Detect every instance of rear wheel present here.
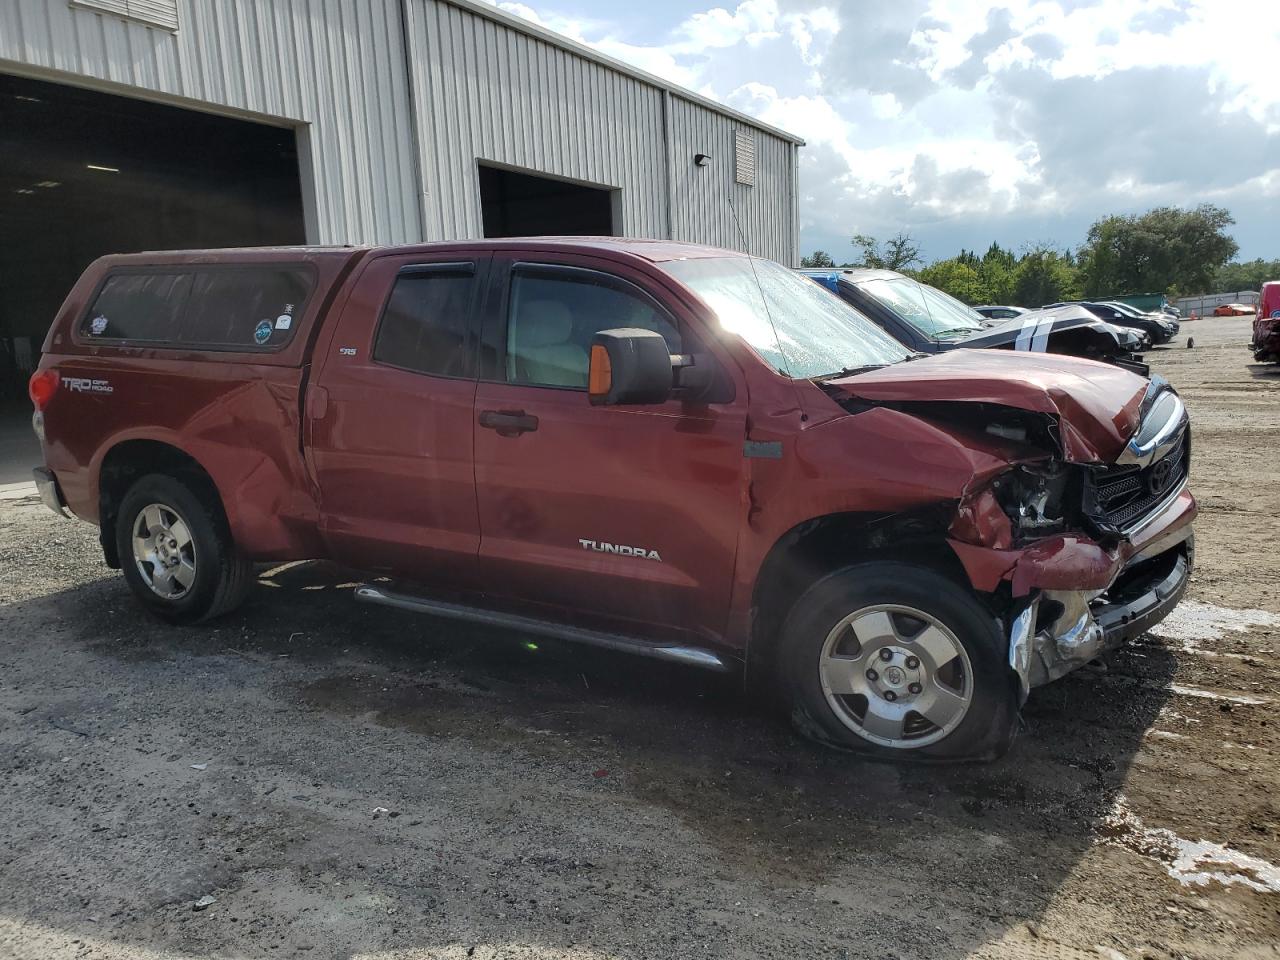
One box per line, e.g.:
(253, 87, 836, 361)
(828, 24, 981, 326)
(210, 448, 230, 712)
(779, 563, 1018, 760)
(115, 473, 253, 623)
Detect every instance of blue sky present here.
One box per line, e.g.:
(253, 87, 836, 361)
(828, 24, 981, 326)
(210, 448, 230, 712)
(488, 0, 1279, 263)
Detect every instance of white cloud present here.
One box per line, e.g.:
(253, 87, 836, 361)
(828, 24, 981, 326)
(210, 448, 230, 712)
(483, 0, 1280, 259)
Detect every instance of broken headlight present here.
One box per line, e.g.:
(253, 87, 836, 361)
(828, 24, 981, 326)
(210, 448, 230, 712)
(991, 464, 1070, 539)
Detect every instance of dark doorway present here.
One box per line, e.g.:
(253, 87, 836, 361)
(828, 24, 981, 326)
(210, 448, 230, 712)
(479, 165, 615, 239)
(0, 73, 307, 406)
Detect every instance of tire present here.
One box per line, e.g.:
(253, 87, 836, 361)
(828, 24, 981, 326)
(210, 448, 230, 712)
(115, 472, 254, 624)
(778, 562, 1018, 761)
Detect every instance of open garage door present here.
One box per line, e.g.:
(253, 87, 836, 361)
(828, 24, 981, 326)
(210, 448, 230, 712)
(479, 164, 616, 239)
(0, 73, 306, 406)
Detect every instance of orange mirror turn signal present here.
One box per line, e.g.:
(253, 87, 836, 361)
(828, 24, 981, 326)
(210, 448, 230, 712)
(588, 343, 612, 399)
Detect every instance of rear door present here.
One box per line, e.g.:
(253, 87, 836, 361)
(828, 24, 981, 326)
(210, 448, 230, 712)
(307, 252, 490, 589)
(470, 253, 748, 646)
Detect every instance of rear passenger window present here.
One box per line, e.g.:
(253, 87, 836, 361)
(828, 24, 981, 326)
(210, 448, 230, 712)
(82, 273, 192, 342)
(372, 265, 476, 378)
(182, 268, 312, 349)
(83, 266, 313, 350)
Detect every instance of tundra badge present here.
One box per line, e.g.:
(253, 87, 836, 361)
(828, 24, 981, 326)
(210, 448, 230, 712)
(579, 539, 662, 561)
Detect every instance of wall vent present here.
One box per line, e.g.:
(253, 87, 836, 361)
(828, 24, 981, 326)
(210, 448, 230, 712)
(71, 0, 179, 32)
(734, 129, 756, 186)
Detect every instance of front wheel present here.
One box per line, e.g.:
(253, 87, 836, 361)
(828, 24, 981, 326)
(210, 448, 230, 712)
(115, 473, 253, 624)
(779, 563, 1018, 761)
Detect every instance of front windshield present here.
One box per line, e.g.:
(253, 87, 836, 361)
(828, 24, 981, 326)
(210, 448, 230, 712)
(659, 257, 912, 379)
(857, 277, 985, 340)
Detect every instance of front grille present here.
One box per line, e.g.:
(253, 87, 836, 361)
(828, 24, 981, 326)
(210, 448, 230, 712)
(1094, 429, 1189, 529)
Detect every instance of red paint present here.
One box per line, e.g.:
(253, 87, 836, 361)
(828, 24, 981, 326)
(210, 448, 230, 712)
(1253, 282, 1280, 362)
(34, 238, 1196, 661)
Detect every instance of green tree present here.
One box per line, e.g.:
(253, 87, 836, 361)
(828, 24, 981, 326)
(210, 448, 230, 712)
(1077, 204, 1239, 297)
(978, 243, 1018, 304)
(800, 250, 836, 268)
(1013, 247, 1080, 306)
(1213, 258, 1280, 294)
(851, 232, 923, 271)
(916, 258, 988, 304)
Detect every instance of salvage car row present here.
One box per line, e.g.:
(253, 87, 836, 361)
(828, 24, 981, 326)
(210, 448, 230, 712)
(28, 238, 1194, 761)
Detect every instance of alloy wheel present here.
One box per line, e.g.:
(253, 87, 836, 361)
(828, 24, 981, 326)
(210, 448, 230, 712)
(818, 604, 974, 749)
(131, 503, 197, 600)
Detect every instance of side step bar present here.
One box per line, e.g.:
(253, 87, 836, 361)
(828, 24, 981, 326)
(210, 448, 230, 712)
(354, 585, 733, 673)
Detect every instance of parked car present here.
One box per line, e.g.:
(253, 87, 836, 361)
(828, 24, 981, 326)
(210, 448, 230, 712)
(1100, 300, 1180, 337)
(1044, 301, 1176, 345)
(1215, 303, 1256, 317)
(30, 240, 1195, 760)
(1250, 282, 1280, 362)
(804, 270, 1148, 374)
(974, 305, 1028, 321)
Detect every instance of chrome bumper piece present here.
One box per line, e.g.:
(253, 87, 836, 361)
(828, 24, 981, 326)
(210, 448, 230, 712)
(1009, 530, 1193, 697)
(32, 467, 69, 518)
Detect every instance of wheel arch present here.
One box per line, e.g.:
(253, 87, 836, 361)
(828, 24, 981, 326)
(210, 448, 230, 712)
(745, 507, 978, 691)
(97, 438, 225, 568)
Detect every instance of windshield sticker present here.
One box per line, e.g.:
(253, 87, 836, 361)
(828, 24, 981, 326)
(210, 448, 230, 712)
(89, 315, 108, 336)
(254, 320, 273, 345)
(275, 313, 292, 330)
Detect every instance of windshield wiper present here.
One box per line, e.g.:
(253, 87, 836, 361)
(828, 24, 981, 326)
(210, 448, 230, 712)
(813, 363, 890, 381)
(931, 327, 978, 338)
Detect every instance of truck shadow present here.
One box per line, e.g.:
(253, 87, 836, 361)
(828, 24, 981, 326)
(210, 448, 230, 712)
(8, 561, 1179, 959)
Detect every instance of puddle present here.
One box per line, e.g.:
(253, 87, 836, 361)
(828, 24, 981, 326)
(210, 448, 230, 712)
(1167, 684, 1269, 705)
(1152, 601, 1280, 645)
(1100, 797, 1280, 893)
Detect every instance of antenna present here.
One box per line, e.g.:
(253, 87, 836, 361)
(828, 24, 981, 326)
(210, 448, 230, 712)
(727, 197, 808, 423)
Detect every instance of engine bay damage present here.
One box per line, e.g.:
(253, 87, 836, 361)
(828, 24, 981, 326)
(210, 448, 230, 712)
(820, 369, 1195, 699)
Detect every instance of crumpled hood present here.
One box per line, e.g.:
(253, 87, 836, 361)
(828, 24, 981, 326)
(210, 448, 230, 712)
(826, 349, 1150, 463)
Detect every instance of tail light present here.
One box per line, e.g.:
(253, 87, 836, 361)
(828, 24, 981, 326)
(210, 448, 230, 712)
(28, 369, 59, 411)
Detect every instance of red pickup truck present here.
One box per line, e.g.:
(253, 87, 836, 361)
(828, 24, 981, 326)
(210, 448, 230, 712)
(29, 239, 1195, 759)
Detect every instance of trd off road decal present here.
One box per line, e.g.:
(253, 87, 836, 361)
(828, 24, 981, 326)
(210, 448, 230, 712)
(63, 377, 113, 395)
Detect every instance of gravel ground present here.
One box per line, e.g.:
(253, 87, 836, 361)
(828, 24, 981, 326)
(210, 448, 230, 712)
(2, 316, 1278, 960)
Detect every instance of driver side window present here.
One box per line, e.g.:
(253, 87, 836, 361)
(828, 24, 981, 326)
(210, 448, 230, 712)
(504, 268, 682, 389)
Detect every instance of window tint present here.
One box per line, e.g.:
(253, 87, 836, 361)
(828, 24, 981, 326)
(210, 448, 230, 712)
(372, 267, 476, 377)
(182, 268, 312, 348)
(83, 267, 312, 349)
(506, 269, 681, 389)
(83, 273, 192, 341)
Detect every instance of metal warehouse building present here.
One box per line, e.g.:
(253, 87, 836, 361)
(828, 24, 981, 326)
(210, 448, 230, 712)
(0, 0, 802, 401)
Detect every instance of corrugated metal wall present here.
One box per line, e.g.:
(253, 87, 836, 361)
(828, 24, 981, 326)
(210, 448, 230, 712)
(667, 95, 796, 262)
(405, 0, 669, 242)
(406, 0, 797, 262)
(1, 0, 799, 262)
(0, 0, 423, 245)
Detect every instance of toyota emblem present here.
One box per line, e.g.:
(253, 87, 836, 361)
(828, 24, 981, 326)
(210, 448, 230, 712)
(1146, 457, 1176, 497)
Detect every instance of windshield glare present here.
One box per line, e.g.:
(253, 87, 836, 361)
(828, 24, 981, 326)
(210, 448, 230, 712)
(858, 277, 985, 339)
(658, 257, 912, 378)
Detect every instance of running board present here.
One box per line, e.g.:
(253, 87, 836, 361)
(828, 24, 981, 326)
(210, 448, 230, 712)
(354, 585, 732, 673)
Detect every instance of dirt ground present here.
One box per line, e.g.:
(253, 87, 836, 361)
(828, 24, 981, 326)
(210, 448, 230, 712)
(2, 316, 1279, 960)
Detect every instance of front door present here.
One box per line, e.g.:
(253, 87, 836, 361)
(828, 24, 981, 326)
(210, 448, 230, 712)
(307, 252, 490, 589)
(472, 254, 747, 646)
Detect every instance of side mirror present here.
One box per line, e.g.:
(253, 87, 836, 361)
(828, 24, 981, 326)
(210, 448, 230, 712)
(588, 328, 673, 406)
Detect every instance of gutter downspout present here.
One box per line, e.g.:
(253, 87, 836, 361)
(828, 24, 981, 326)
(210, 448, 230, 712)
(398, 0, 430, 241)
(662, 89, 675, 240)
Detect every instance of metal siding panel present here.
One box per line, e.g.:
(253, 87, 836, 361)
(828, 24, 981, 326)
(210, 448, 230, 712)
(667, 95, 793, 260)
(1, 0, 421, 245)
(407, 0, 668, 242)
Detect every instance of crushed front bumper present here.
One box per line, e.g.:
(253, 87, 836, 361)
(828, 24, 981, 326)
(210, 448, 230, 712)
(1010, 532, 1192, 695)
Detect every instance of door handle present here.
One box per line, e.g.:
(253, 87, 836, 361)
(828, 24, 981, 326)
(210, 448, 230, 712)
(479, 409, 539, 437)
